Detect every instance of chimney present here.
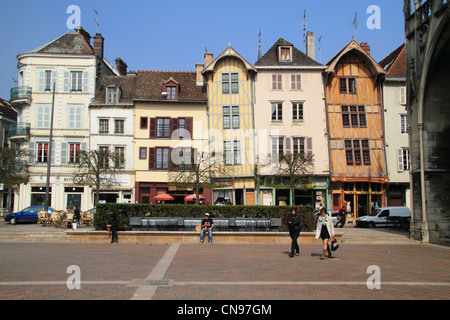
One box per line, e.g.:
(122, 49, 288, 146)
(195, 63, 204, 86)
(306, 31, 315, 60)
(93, 33, 104, 59)
(204, 52, 213, 67)
(360, 42, 371, 56)
(75, 26, 91, 45)
(115, 58, 128, 76)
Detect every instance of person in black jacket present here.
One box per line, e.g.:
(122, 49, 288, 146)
(108, 213, 119, 243)
(287, 207, 301, 258)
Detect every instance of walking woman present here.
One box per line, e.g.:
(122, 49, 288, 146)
(315, 207, 335, 260)
(287, 207, 301, 258)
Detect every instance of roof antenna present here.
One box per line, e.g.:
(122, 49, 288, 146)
(352, 11, 358, 40)
(301, 9, 309, 48)
(94, 9, 100, 34)
(317, 35, 322, 63)
(258, 28, 262, 60)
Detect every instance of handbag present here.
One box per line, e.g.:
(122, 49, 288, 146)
(331, 239, 339, 251)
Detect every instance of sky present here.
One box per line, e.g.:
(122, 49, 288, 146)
(0, 0, 406, 99)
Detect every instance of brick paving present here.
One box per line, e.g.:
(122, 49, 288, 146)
(0, 241, 449, 300)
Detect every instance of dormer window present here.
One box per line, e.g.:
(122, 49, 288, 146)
(107, 86, 120, 103)
(164, 78, 179, 100)
(278, 46, 293, 63)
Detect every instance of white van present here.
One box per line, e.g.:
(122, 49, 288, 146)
(356, 206, 411, 228)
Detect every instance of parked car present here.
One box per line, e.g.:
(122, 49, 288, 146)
(356, 206, 411, 228)
(4, 206, 55, 224)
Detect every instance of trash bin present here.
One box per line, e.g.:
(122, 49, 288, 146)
(72, 222, 78, 230)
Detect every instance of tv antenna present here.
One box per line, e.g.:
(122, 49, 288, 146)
(94, 9, 100, 33)
(352, 11, 358, 40)
(317, 35, 322, 63)
(258, 27, 262, 60)
(300, 9, 309, 48)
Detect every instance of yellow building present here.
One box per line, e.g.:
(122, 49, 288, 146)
(133, 70, 209, 204)
(201, 46, 257, 205)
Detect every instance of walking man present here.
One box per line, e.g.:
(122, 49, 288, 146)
(287, 207, 301, 257)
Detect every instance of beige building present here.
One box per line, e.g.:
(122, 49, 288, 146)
(9, 27, 119, 212)
(254, 37, 329, 207)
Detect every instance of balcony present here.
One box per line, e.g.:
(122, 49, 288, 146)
(8, 122, 31, 141)
(10, 86, 32, 106)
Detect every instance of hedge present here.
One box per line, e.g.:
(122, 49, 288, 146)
(93, 203, 316, 232)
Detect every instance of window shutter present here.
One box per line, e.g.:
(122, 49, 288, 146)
(63, 71, 70, 92)
(148, 148, 156, 170)
(399, 87, 406, 105)
(149, 118, 156, 139)
(61, 142, 67, 165)
(37, 70, 45, 92)
(170, 118, 178, 140)
(51, 142, 55, 165)
(306, 137, 313, 158)
(28, 142, 35, 165)
(185, 117, 193, 139)
(52, 70, 58, 92)
(82, 71, 89, 93)
(285, 137, 291, 154)
(397, 149, 404, 172)
(81, 142, 87, 150)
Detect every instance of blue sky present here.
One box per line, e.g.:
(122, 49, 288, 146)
(0, 0, 405, 99)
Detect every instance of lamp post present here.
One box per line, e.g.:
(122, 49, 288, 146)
(45, 82, 56, 211)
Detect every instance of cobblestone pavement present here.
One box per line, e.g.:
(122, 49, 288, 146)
(0, 240, 449, 301)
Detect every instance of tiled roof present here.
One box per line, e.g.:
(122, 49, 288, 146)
(26, 32, 94, 55)
(379, 43, 406, 78)
(91, 74, 137, 105)
(134, 70, 207, 102)
(0, 98, 17, 121)
(255, 38, 323, 67)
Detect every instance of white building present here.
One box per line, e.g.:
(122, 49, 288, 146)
(9, 27, 119, 211)
(379, 43, 410, 208)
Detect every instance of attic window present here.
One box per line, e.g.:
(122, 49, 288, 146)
(107, 86, 120, 103)
(164, 78, 179, 100)
(279, 46, 292, 63)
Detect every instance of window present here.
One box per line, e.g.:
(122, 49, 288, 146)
(293, 137, 305, 154)
(234, 141, 241, 165)
(223, 106, 230, 129)
(70, 71, 83, 92)
(140, 117, 148, 129)
(178, 118, 185, 139)
(345, 139, 370, 165)
(166, 86, 177, 100)
(99, 119, 109, 134)
(67, 104, 83, 129)
(342, 106, 366, 127)
(114, 119, 124, 134)
(222, 73, 238, 94)
(68, 143, 81, 164)
(157, 118, 170, 138)
(292, 102, 304, 122)
(400, 114, 408, 134)
(35, 104, 51, 128)
(271, 74, 283, 90)
(45, 70, 52, 92)
(271, 137, 284, 156)
(223, 106, 240, 129)
(339, 78, 356, 93)
(156, 147, 169, 170)
(139, 147, 147, 160)
(36, 143, 49, 163)
(176, 148, 192, 170)
(99, 146, 109, 169)
(224, 141, 232, 165)
(223, 140, 240, 165)
(107, 87, 119, 103)
(397, 148, 410, 172)
(290, 74, 302, 90)
(37, 69, 57, 92)
(115, 147, 125, 169)
(271, 102, 283, 121)
(279, 46, 292, 62)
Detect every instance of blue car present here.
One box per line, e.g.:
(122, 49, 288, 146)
(4, 206, 55, 224)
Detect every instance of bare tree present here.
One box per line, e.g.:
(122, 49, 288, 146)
(73, 148, 123, 205)
(258, 152, 315, 205)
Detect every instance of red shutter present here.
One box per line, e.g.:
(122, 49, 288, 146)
(185, 117, 193, 139)
(148, 148, 156, 170)
(149, 118, 156, 139)
(171, 118, 178, 140)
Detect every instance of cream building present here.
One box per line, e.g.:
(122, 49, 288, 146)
(254, 37, 329, 207)
(9, 27, 119, 211)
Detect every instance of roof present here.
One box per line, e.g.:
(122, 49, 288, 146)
(202, 46, 256, 74)
(255, 38, 323, 67)
(24, 32, 94, 55)
(378, 43, 406, 79)
(325, 40, 385, 75)
(134, 70, 207, 102)
(91, 74, 137, 105)
(0, 98, 17, 121)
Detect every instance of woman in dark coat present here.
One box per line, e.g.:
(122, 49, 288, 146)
(287, 207, 301, 258)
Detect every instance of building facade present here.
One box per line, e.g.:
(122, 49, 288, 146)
(9, 27, 118, 211)
(201, 47, 257, 205)
(254, 37, 330, 207)
(324, 40, 387, 217)
(379, 43, 411, 208)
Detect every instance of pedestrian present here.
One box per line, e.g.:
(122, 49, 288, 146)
(108, 213, 119, 243)
(200, 213, 214, 243)
(287, 207, 301, 258)
(315, 207, 336, 260)
(73, 205, 81, 222)
(337, 204, 346, 228)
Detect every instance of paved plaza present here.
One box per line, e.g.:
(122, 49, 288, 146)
(0, 222, 449, 301)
